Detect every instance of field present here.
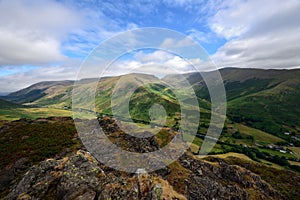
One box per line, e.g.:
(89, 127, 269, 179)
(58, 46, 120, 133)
(289, 147, 300, 158)
(0, 108, 72, 121)
(199, 152, 254, 162)
(233, 123, 284, 144)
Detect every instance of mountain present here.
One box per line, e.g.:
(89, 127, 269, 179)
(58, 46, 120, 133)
(164, 68, 300, 136)
(0, 98, 25, 109)
(2, 68, 300, 135)
(2, 80, 74, 104)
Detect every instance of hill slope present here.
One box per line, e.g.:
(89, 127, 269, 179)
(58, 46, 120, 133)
(0, 98, 25, 109)
(164, 68, 300, 136)
(2, 68, 300, 137)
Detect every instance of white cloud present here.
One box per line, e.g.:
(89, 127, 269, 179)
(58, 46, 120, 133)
(160, 37, 196, 49)
(133, 50, 194, 72)
(0, 0, 82, 66)
(134, 51, 173, 63)
(186, 29, 210, 43)
(102, 50, 205, 77)
(0, 59, 81, 93)
(210, 0, 300, 69)
(0, 29, 65, 65)
(208, 0, 288, 39)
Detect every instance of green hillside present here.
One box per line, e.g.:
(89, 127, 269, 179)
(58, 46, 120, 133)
(2, 68, 300, 138)
(2, 80, 74, 104)
(0, 98, 71, 121)
(165, 68, 300, 137)
(0, 98, 25, 109)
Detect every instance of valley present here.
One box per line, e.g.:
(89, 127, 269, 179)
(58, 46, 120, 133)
(1, 68, 300, 199)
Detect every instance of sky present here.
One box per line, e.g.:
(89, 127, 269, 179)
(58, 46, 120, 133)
(0, 0, 300, 93)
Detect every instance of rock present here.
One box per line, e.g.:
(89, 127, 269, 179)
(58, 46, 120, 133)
(197, 169, 203, 176)
(0, 158, 31, 192)
(17, 193, 31, 200)
(63, 186, 96, 200)
(13, 158, 31, 174)
(0, 125, 9, 133)
(0, 168, 14, 191)
(6, 152, 102, 200)
(152, 166, 171, 178)
(151, 184, 162, 200)
(178, 153, 279, 200)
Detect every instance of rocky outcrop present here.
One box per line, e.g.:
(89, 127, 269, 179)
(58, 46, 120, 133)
(178, 154, 278, 199)
(0, 158, 32, 192)
(1, 117, 288, 199)
(5, 150, 185, 200)
(4, 149, 280, 200)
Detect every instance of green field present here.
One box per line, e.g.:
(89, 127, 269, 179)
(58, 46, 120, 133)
(233, 123, 284, 144)
(0, 108, 72, 121)
(289, 147, 300, 157)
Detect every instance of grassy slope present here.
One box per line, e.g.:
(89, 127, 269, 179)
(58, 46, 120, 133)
(0, 99, 71, 121)
(227, 80, 300, 136)
(3, 81, 73, 104)
(0, 108, 72, 121)
(0, 118, 80, 168)
(0, 99, 26, 109)
(231, 123, 284, 144)
(175, 68, 300, 137)
(200, 152, 254, 162)
(289, 147, 300, 158)
(5, 68, 299, 138)
(223, 69, 300, 136)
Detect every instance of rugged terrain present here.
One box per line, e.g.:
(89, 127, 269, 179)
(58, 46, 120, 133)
(0, 117, 299, 199)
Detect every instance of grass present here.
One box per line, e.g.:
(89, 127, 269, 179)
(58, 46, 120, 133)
(182, 133, 203, 147)
(259, 159, 285, 170)
(289, 147, 300, 158)
(156, 128, 175, 147)
(0, 108, 72, 121)
(289, 160, 300, 167)
(187, 142, 200, 154)
(200, 152, 254, 162)
(200, 151, 292, 171)
(234, 123, 284, 145)
(258, 148, 296, 159)
(0, 118, 80, 168)
(227, 82, 300, 137)
(166, 161, 190, 195)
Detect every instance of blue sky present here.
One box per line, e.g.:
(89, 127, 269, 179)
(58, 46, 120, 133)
(0, 0, 300, 92)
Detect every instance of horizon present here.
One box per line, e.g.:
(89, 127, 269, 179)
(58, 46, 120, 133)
(1, 66, 300, 95)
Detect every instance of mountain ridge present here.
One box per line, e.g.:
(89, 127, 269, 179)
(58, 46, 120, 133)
(1, 67, 300, 137)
